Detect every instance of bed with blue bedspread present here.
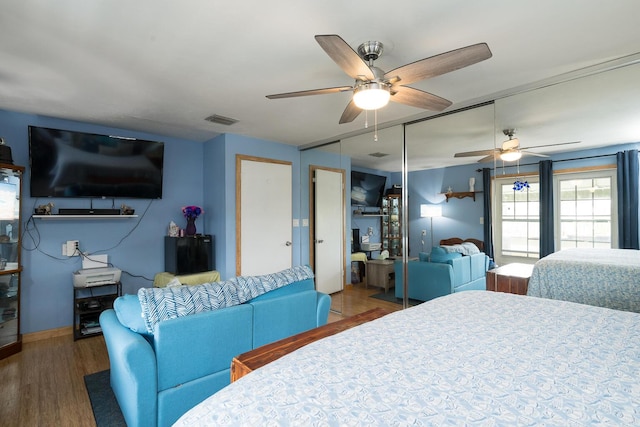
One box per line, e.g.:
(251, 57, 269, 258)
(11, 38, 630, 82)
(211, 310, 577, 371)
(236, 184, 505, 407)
(527, 248, 640, 313)
(174, 291, 640, 426)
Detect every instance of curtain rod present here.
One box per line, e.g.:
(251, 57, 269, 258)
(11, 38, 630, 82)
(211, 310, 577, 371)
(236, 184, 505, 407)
(475, 152, 617, 172)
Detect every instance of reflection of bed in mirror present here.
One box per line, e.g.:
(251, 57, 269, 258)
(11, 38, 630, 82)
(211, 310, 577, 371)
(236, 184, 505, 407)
(174, 291, 640, 425)
(527, 248, 640, 313)
(439, 237, 485, 253)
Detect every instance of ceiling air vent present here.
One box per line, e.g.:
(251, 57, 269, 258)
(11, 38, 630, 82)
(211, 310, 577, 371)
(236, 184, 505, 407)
(368, 152, 389, 158)
(205, 114, 239, 126)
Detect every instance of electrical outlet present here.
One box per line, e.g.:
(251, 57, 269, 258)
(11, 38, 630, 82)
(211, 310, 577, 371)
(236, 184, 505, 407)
(66, 240, 80, 256)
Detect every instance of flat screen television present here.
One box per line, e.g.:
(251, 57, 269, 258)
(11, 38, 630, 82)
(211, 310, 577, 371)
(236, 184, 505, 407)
(350, 171, 386, 207)
(29, 126, 164, 199)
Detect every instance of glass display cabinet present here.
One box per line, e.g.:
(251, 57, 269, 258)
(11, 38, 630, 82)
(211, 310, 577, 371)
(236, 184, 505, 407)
(0, 163, 23, 360)
(381, 194, 402, 257)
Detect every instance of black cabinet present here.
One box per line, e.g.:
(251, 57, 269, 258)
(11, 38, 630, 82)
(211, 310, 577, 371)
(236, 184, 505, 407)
(164, 235, 215, 274)
(73, 282, 121, 340)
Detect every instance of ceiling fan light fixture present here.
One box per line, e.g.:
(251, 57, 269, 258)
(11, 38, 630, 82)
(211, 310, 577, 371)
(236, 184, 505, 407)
(353, 82, 390, 110)
(500, 150, 523, 162)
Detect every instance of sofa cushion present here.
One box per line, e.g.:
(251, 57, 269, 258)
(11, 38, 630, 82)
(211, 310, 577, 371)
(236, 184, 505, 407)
(113, 294, 151, 336)
(430, 246, 463, 263)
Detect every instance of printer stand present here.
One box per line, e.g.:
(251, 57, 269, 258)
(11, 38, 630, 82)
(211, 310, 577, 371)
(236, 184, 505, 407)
(73, 282, 122, 341)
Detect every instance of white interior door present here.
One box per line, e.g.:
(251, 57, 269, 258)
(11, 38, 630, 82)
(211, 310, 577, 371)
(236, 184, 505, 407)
(237, 155, 292, 276)
(314, 168, 344, 294)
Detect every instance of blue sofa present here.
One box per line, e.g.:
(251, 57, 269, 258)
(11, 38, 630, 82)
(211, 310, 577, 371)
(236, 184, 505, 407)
(395, 249, 489, 301)
(100, 273, 331, 427)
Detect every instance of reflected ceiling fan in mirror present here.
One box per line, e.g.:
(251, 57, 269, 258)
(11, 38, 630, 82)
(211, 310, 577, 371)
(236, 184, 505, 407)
(454, 129, 581, 162)
(266, 34, 493, 124)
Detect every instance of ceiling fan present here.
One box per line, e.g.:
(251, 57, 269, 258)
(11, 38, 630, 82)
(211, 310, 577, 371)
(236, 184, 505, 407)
(454, 129, 581, 162)
(266, 34, 493, 124)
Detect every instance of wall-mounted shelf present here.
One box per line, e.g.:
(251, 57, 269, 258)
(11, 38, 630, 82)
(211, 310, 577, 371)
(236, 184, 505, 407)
(442, 191, 483, 202)
(33, 215, 138, 220)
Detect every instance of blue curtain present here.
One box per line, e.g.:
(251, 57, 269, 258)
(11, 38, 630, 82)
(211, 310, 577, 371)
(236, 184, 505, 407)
(616, 150, 639, 249)
(539, 160, 554, 257)
(482, 168, 494, 260)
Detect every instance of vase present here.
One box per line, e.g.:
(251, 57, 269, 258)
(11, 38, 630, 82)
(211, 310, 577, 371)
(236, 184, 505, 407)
(185, 217, 197, 236)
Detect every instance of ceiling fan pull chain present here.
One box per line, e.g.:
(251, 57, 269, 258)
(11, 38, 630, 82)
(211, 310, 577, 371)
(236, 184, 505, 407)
(374, 109, 379, 141)
(364, 110, 369, 129)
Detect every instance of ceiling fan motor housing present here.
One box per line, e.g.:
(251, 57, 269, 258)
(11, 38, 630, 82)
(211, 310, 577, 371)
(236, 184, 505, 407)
(358, 41, 384, 62)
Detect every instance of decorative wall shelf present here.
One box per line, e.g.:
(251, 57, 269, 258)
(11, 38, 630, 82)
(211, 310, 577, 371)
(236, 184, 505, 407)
(33, 215, 138, 220)
(442, 191, 483, 202)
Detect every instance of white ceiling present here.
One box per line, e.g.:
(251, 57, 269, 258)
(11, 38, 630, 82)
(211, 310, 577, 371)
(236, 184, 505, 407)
(1, 1, 640, 171)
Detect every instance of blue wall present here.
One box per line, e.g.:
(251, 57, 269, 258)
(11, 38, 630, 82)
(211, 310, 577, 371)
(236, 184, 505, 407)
(0, 109, 205, 333)
(402, 163, 485, 257)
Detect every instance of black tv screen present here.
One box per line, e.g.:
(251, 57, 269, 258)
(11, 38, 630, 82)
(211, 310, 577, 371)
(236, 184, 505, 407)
(351, 171, 386, 207)
(29, 126, 164, 199)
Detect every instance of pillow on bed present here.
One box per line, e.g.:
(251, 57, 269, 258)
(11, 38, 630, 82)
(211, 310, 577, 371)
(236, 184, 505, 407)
(429, 246, 463, 263)
(114, 294, 151, 336)
(441, 242, 481, 256)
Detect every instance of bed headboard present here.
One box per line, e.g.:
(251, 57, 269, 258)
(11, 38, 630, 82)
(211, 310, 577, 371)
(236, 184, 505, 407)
(439, 237, 485, 253)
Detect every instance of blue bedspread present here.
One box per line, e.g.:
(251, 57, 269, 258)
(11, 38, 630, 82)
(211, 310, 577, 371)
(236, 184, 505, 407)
(527, 248, 640, 312)
(174, 291, 640, 426)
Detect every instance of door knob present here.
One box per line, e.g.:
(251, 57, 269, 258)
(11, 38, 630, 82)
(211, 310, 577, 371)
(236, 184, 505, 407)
(317, 239, 324, 243)
(285, 241, 292, 246)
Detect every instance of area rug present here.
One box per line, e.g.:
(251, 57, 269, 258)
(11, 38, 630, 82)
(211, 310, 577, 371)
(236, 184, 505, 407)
(369, 292, 422, 306)
(84, 370, 126, 427)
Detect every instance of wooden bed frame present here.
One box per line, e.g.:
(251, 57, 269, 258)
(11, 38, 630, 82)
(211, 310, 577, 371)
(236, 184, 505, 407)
(439, 237, 485, 253)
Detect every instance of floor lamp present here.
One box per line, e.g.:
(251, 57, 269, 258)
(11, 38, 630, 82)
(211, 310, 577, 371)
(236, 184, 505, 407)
(420, 204, 442, 253)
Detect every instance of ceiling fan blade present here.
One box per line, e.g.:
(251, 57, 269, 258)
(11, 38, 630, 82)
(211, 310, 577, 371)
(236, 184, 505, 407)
(384, 43, 492, 86)
(520, 141, 581, 150)
(266, 86, 353, 99)
(315, 35, 375, 81)
(391, 86, 452, 111)
(478, 154, 498, 163)
(455, 148, 498, 158)
(521, 151, 550, 158)
(339, 100, 362, 124)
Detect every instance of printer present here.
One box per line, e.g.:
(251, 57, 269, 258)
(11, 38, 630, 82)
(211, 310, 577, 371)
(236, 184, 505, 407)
(360, 242, 382, 251)
(73, 267, 121, 288)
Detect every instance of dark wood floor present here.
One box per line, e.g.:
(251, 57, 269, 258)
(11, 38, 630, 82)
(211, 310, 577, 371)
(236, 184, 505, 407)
(0, 282, 401, 426)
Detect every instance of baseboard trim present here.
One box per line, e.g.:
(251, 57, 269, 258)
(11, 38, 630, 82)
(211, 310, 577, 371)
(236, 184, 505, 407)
(23, 326, 72, 343)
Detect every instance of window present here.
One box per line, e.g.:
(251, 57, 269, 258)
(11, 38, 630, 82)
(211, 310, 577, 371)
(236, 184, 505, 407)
(555, 170, 617, 249)
(494, 168, 617, 264)
(495, 176, 540, 263)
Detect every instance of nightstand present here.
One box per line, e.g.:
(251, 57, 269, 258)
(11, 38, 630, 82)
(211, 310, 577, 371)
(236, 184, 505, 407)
(366, 259, 395, 293)
(486, 263, 534, 295)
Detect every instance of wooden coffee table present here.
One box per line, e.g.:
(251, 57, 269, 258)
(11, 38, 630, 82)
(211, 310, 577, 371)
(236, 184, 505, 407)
(231, 307, 390, 382)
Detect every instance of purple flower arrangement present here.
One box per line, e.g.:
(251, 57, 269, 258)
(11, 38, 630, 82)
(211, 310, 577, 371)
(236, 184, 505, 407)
(182, 205, 203, 219)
